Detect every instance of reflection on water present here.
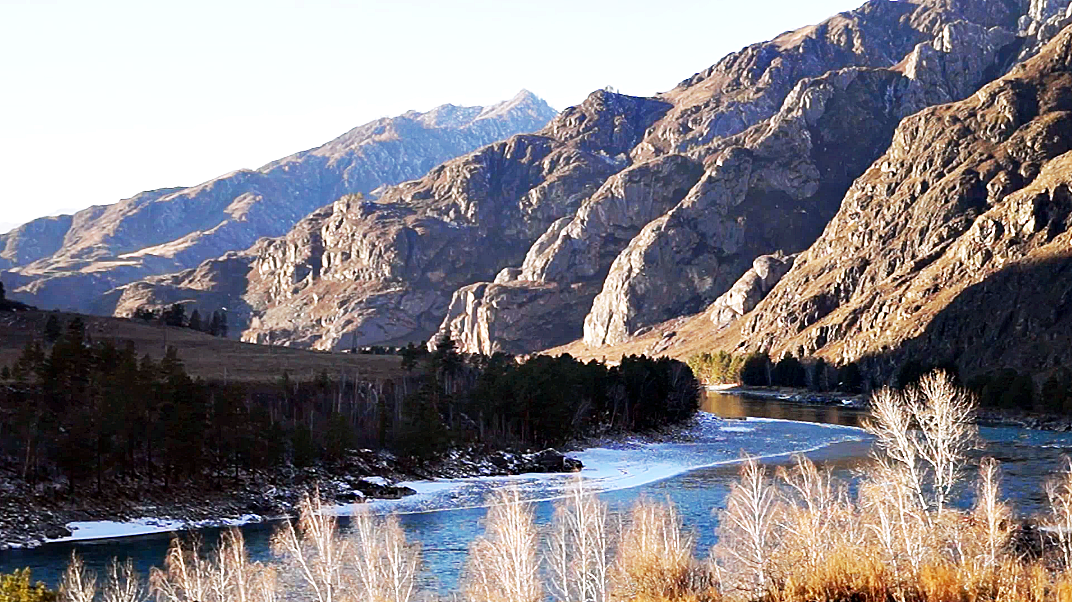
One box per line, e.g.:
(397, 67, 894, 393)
(701, 390, 867, 427)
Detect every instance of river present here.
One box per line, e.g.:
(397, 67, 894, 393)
(2, 392, 1070, 593)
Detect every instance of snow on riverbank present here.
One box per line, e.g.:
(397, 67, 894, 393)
(48, 514, 265, 544)
(26, 413, 868, 546)
(352, 412, 868, 515)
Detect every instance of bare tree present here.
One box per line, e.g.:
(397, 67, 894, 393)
(915, 371, 977, 513)
(974, 457, 1011, 570)
(864, 371, 977, 515)
(59, 552, 97, 602)
(271, 491, 347, 602)
(151, 530, 277, 602)
(377, 514, 421, 602)
(101, 558, 144, 602)
(151, 535, 209, 602)
(715, 455, 777, 596)
(463, 486, 541, 602)
(348, 509, 421, 602)
(547, 477, 610, 602)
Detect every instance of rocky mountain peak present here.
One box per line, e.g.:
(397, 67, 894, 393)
(710, 22, 1072, 383)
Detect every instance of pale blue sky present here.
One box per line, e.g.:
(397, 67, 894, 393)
(0, 0, 859, 232)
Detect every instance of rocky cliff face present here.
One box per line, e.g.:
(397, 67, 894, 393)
(719, 23, 1072, 382)
(431, 154, 704, 354)
(580, 12, 1027, 347)
(2, 91, 556, 313)
(434, 0, 1035, 355)
(236, 92, 671, 349)
(707, 254, 797, 330)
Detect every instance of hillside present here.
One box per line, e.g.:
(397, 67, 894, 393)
(707, 22, 1072, 384)
(0, 91, 556, 316)
(0, 309, 402, 384)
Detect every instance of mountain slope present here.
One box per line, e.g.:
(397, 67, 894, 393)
(434, 0, 1032, 355)
(706, 22, 1072, 383)
(1, 91, 556, 313)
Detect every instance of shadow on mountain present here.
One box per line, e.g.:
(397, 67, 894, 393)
(858, 254, 1072, 387)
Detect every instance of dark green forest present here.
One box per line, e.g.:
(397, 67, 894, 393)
(0, 319, 700, 493)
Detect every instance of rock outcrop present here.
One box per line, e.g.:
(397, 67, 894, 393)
(582, 12, 1027, 347)
(720, 23, 1072, 383)
(707, 254, 796, 329)
(87, 0, 1072, 358)
(2, 91, 557, 314)
(432, 154, 704, 354)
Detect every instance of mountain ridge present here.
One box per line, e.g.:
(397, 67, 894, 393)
(0, 91, 557, 314)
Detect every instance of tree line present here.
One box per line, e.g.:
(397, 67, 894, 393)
(689, 347, 1072, 414)
(394, 336, 701, 456)
(131, 304, 229, 337)
(687, 350, 863, 393)
(0, 319, 700, 494)
(0, 317, 283, 493)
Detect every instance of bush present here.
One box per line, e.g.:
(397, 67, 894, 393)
(0, 569, 56, 602)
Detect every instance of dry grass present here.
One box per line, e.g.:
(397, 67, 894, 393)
(702, 370, 1072, 602)
(615, 499, 715, 601)
(0, 310, 402, 383)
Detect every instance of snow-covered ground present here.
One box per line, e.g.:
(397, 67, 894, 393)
(49, 514, 264, 544)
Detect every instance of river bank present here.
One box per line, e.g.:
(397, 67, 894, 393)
(0, 445, 582, 551)
(707, 384, 867, 407)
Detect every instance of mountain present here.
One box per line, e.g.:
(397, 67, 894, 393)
(0, 91, 557, 313)
(433, 0, 1036, 355)
(106, 0, 1072, 359)
(707, 20, 1072, 384)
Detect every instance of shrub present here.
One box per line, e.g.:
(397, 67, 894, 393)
(0, 570, 55, 602)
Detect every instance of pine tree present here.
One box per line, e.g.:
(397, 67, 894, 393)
(163, 304, 186, 328)
(44, 314, 62, 344)
(188, 309, 202, 332)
